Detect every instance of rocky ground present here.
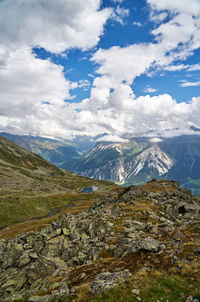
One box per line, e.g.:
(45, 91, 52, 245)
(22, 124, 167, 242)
(0, 179, 200, 302)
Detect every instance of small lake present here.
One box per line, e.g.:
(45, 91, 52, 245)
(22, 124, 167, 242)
(79, 186, 98, 193)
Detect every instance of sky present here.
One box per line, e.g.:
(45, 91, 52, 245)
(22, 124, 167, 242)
(0, 0, 200, 141)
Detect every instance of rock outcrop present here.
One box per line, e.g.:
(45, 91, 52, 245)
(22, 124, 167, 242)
(0, 180, 200, 301)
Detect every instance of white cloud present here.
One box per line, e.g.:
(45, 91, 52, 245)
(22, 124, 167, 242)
(0, 0, 200, 140)
(77, 80, 91, 90)
(148, 0, 200, 58)
(84, 0, 200, 139)
(150, 11, 168, 23)
(133, 21, 142, 27)
(111, 6, 129, 25)
(92, 43, 162, 86)
(149, 137, 163, 143)
(180, 80, 200, 87)
(111, 0, 124, 3)
(0, 0, 114, 138)
(147, 0, 200, 15)
(164, 64, 188, 71)
(143, 86, 157, 93)
(188, 64, 200, 71)
(0, 0, 112, 53)
(0, 47, 72, 117)
(96, 135, 129, 143)
(163, 63, 200, 72)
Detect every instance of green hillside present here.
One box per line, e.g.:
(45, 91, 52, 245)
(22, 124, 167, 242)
(0, 136, 118, 233)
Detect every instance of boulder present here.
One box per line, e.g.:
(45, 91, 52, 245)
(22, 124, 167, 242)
(89, 269, 132, 294)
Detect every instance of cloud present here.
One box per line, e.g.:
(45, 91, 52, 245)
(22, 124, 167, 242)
(149, 137, 163, 143)
(163, 63, 200, 72)
(148, 0, 200, 57)
(77, 80, 91, 90)
(188, 64, 200, 71)
(0, 0, 112, 53)
(143, 86, 157, 93)
(147, 0, 200, 15)
(0, 47, 72, 116)
(164, 64, 187, 71)
(111, 0, 124, 3)
(96, 135, 129, 143)
(111, 6, 129, 25)
(149, 11, 168, 23)
(0, 0, 114, 138)
(92, 43, 162, 86)
(133, 21, 142, 27)
(179, 80, 200, 87)
(0, 0, 200, 140)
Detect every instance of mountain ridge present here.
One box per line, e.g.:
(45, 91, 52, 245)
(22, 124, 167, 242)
(64, 135, 200, 194)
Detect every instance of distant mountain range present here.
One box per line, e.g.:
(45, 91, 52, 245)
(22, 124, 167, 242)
(1, 132, 200, 195)
(0, 132, 95, 167)
(64, 135, 200, 195)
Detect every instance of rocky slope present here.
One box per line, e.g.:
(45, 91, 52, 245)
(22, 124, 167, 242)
(0, 180, 200, 301)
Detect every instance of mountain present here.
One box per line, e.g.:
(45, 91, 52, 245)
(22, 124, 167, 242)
(0, 133, 107, 168)
(0, 136, 117, 230)
(64, 135, 200, 195)
(2, 132, 200, 195)
(0, 132, 82, 167)
(1, 179, 200, 301)
(0, 135, 63, 176)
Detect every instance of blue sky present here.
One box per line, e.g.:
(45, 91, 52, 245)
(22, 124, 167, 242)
(0, 0, 200, 140)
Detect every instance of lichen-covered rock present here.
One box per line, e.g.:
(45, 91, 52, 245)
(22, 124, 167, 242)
(89, 269, 132, 294)
(120, 237, 163, 257)
(41, 236, 63, 257)
(0, 180, 199, 301)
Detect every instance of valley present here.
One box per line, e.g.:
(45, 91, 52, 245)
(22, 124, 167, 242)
(2, 132, 200, 195)
(0, 136, 117, 232)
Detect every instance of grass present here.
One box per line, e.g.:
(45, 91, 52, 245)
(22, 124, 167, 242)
(0, 193, 103, 239)
(0, 192, 94, 227)
(80, 273, 200, 302)
(48, 272, 200, 302)
(0, 157, 118, 232)
(142, 180, 177, 193)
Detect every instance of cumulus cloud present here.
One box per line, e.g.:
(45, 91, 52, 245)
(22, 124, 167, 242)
(80, 0, 200, 139)
(0, 0, 200, 139)
(147, 0, 200, 15)
(0, 0, 113, 137)
(0, 47, 72, 116)
(0, 0, 112, 53)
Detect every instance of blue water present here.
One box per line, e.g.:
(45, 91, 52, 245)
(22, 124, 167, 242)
(79, 186, 98, 193)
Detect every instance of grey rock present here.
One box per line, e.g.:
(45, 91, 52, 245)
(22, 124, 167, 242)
(122, 237, 163, 257)
(89, 269, 131, 294)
